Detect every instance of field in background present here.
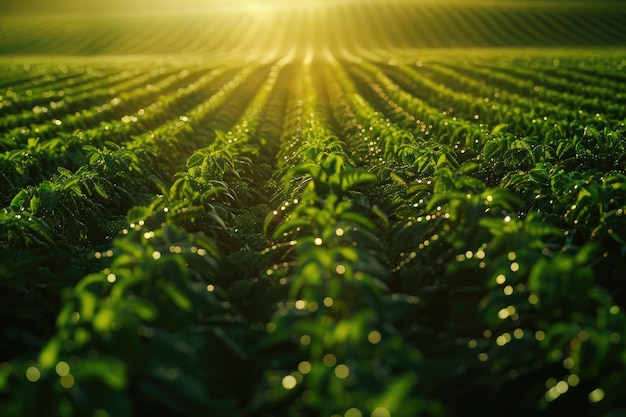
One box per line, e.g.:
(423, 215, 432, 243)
(1, 1, 626, 55)
(1, 1, 626, 417)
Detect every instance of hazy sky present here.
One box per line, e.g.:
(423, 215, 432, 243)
(0, 0, 268, 14)
(0, 0, 621, 15)
(0, 0, 334, 15)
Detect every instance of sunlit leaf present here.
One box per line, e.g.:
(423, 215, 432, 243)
(74, 357, 128, 390)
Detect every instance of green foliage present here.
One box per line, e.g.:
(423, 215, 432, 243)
(0, 224, 263, 417)
(2, 49, 626, 417)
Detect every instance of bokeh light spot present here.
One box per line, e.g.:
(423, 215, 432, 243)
(60, 374, 75, 389)
(345, 408, 363, 417)
(335, 364, 350, 379)
(567, 374, 580, 386)
(555, 380, 569, 394)
(371, 407, 391, 417)
(282, 375, 297, 390)
(323, 354, 337, 367)
(368, 330, 382, 344)
(25, 366, 41, 382)
(589, 388, 605, 403)
(298, 361, 312, 374)
(55, 361, 70, 377)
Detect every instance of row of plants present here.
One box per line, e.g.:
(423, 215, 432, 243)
(319, 56, 626, 415)
(0, 59, 304, 416)
(0, 64, 264, 209)
(1, 51, 625, 415)
(423, 59, 626, 122)
(0, 64, 239, 151)
(252, 63, 441, 416)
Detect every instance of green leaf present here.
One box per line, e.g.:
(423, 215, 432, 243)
(79, 292, 99, 321)
(74, 357, 128, 390)
(125, 298, 159, 321)
(483, 139, 505, 159)
(206, 208, 227, 229)
(38, 337, 62, 369)
(263, 211, 277, 233)
(491, 123, 509, 135)
(0, 361, 11, 391)
(93, 306, 116, 333)
(29, 194, 41, 213)
(340, 169, 376, 192)
(57, 166, 73, 177)
(375, 373, 418, 414)
(371, 205, 389, 228)
(185, 152, 205, 169)
(339, 211, 377, 231)
(9, 189, 28, 210)
(114, 238, 145, 260)
(127, 206, 151, 224)
(164, 284, 192, 312)
(37, 182, 60, 213)
(575, 242, 598, 265)
(459, 161, 480, 175)
(528, 165, 549, 185)
(194, 234, 220, 259)
(389, 171, 407, 185)
(83, 145, 98, 152)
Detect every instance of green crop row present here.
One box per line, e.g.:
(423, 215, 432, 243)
(1, 50, 626, 416)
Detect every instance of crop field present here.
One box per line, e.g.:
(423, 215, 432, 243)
(1, 1, 626, 416)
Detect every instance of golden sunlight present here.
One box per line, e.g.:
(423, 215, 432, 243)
(1, 0, 376, 15)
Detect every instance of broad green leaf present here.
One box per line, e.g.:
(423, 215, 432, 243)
(29, 194, 41, 213)
(339, 211, 377, 231)
(127, 206, 151, 224)
(0, 361, 11, 391)
(93, 306, 119, 334)
(206, 208, 227, 228)
(125, 298, 158, 321)
(491, 123, 509, 134)
(389, 171, 407, 185)
(371, 204, 389, 228)
(74, 272, 105, 294)
(185, 152, 205, 169)
(79, 292, 99, 321)
(38, 337, 62, 369)
(82, 145, 98, 152)
(375, 373, 417, 414)
(9, 189, 28, 210)
(164, 284, 192, 312)
(340, 169, 376, 192)
(74, 357, 128, 390)
(57, 166, 73, 177)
